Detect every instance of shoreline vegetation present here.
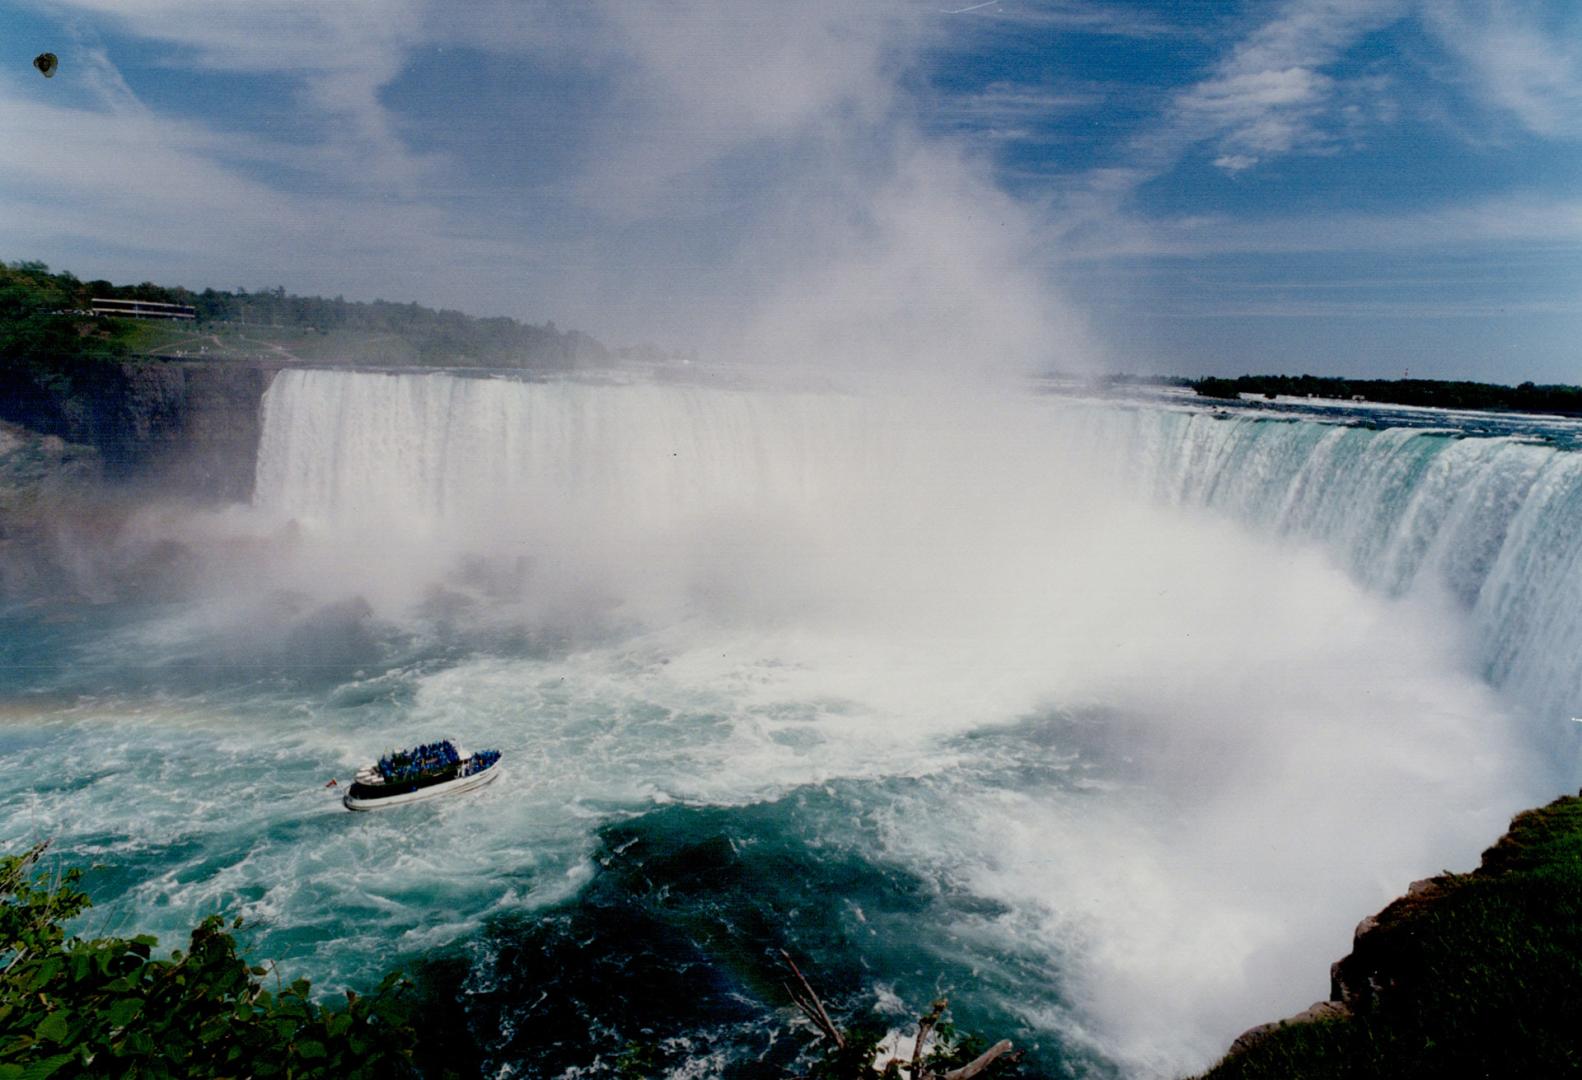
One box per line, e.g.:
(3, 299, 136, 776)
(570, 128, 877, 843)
(1189, 373, 1582, 416)
(1, 259, 607, 374)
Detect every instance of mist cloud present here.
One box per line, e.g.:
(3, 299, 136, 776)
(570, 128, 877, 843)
(6, 0, 1093, 373)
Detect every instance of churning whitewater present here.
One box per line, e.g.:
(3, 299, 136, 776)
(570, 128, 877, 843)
(256, 369, 1582, 742)
(6, 368, 1579, 1077)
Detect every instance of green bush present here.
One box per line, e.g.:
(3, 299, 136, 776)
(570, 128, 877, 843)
(1, 843, 422, 1079)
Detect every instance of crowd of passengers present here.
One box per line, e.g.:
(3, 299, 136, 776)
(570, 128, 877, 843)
(375, 742, 501, 783)
(377, 740, 460, 782)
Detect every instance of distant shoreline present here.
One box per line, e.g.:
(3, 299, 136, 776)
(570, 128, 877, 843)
(1189, 373, 1582, 417)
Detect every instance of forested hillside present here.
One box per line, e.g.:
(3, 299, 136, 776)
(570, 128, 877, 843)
(1, 259, 606, 369)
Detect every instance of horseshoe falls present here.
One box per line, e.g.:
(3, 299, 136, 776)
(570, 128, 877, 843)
(253, 370, 1582, 737)
(1076, 405, 1582, 735)
(6, 367, 1581, 1078)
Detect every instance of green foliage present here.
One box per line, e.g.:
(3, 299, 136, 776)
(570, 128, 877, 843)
(1189, 373, 1582, 415)
(90, 269, 598, 369)
(2, 257, 606, 371)
(167, 288, 604, 368)
(0, 263, 171, 452)
(919, 1020, 1004, 1074)
(0, 260, 135, 371)
(1198, 792, 1582, 1079)
(1192, 377, 1242, 400)
(1, 843, 423, 1079)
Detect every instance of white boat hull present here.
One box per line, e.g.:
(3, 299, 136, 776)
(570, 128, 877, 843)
(342, 762, 501, 811)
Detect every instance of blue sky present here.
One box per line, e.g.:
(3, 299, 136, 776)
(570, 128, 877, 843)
(3, 1, 1580, 381)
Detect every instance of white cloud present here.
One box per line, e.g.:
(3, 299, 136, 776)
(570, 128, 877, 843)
(1159, 0, 1407, 173)
(2, 0, 1096, 371)
(936, 81, 1102, 127)
(1423, 0, 1582, 138)
(1033, 0, 1410, 253)
(1182, 66, 1336, 158)
(485, 1, 917, 217)
(1065, 192, 1582, 259)
(68, 41, 149, 117)
(942, 0, 1206, 39)
(1025, 0, 1578, 344)
(36, 0, 438, 190)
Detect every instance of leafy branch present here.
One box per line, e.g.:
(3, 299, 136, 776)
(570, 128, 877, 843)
(1, 842, 428, 1080)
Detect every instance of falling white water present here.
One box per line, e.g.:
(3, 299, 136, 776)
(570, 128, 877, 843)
(258, 371, 1582, 742)
(1072, 407, 1582, 741)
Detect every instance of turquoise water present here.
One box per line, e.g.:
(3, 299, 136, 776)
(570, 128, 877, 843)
(4, 375, 1578, 1077)
(0, 605, 1120, 1075)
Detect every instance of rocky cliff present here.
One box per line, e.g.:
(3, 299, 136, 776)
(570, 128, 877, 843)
(0, 359, 278, 501)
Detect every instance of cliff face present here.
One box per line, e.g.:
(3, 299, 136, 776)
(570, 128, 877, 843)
(1203, 790, 1582, 1079)
(0, 359, 278, 501)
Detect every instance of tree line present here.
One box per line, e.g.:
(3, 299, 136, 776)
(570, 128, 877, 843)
(2, 259, 608, 370)
(1192, 373, 1582, 415)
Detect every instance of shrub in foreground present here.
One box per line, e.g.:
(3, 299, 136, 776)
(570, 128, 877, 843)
(1, 842, 422, 1079)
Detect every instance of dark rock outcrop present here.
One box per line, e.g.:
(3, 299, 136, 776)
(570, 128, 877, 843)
(1225, 1000, 1350, 1058)
(0, 359, 279, 501)
(1223, 872, 1447, 1059)
(1325, 875, 1446, 1011)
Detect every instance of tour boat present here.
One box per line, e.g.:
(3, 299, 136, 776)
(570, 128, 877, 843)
(343, 739, 501, 810)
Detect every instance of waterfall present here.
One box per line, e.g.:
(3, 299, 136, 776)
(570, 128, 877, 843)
(255, 369, 1582, 734)
(255, 370, 879, 536)
(1069, 406, 1582, 729)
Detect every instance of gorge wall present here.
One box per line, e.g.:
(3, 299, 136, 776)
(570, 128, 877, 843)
(0, 359, 279, 501)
